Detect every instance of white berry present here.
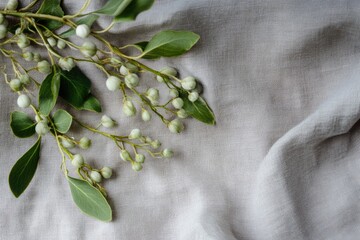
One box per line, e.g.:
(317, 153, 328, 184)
(181, 76, 196, 90)
(76, 24, 91, 38)
(72, 154, 84, 168)
(100, 167, 112, 179)
(106, 76, 121, 91)
(90, 171, 102, 183)
(17, 94, 31, 108)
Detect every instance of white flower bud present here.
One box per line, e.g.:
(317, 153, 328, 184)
(17, 34, 30, 49)
(151, 140, 161, 149)
(17, 94, 31, 108)
(106, 76, 121, 91)
(146, 88, 159, 102)
(33, 53, 41, 62)
(100, 167, 112, 179)
(90, 171, 102, 183)
(0, 14, 4, 25)
(162, 148, 174, 158)
(19, 74, 30, 85)
(168, 119, 184, 134)
(129, 128, 141, 139)
(76, 24, 91, 38)
(35, 121, 50, 136)
(79, 137, 91, 149)
(119, 65, 128, 75)
(123, 100, 136, 117)
(172, 97, 184, 109)
(61, 138, 75, 149)
(156, 67, 177, 82)
(71, 154, 84, 168)
(6, 0, 18, 10)
(57, 39, 66, 49)
(15, 27, 21, 35)
(37, 60, 51, 74)
(0, 24, 7, 39)
(135, 154, 145, 163)
(81, 41, 97, 57)
(101, 115, 115, 128)
(9, 78, 22, 91)
(58, 57, 75, 71)
(141, 109, 151, 122)
(125, 73, 139, 88)
(169, 89, 179, 98)
(47, 37, 57, 47)
(23, 52, 33, 61)
(120, 149, 131, 161)
(132, 162, 143, 172)
(177, 109, 188, 118)
(181, 76, 196, 90)
(124, 62, 138, 73)
(188, 91, 199, 102)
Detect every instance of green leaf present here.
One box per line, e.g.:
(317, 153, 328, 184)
(140, 30, 200, 59)
(39, 71, 61, 116)
(114, 0, 154, 22)
(37, 0, 64, 30)
(9, 137, 41, 198)
(53, 109, 72, 133)
(67, 177, 112, 222)
(80, 94, 102, 112)
(95, 0, 133, 16)
(10, 111, 36, 138)
(179, 91, 216, 125)
(59, 67, 91, 109)
(60, 15, 99, 38)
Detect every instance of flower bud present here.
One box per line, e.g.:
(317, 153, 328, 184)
(47, 37, 57, 47)
(181, 76, 196, 90)
(151, 140, 161, 149)
(146, 88, 159, 102)
(79, 137, 91, 149)
(15, 27, 21, 35)
(17, 34, 30, 49)
(101, 115, 115, 128)
(119, 65, 128, 75)
(33, 53, 41, 62)
(120, 149, 131, 161)
(76, 24, 91, 38)
(135, 154, 145, 163)
(172, 97, 184, 109)
(168, 119, 184, 133)
(71, 154, 84, 168)
(177, 109, 188, 119)
(162, 148, 174, 158)
(19, 74, 30, 85)
(17, 94, 31, 108)
(22, 52, 33, 61)
(132, 162, 143, 172)
(100, 167, 112, 179)
(106, 76, 121, 91)
(188, 91, 199, 102)
(80, 41, 97, 57)
(6, 0, 18, 10)
(128, 128, 141, 139)
(58, 57, 75, 71)
(125, 73, 139, 88)
(57, 39, 66, 49)
(169, 89, 179, 98)
(124, 62, 138, 73)
(37, 60, 51, 74)
(9, 78, 22, 91)
(61, 138, 75, 149)
(156, 67, 177, 82)
(90, 171, 102, 183)
(141, 109, 151, 122)
(123, 100, 136, 117)
(0, 24, 7, 39)
(35, 121, 50, 136)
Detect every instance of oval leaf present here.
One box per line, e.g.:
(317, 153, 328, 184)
(53, 109, 72, 133)
(10, 111, 36, 138)
(114, 0, 154, 22)
(80, 94, 102, 112)
(95, 0, 133, 16)
(67, 177, 112, 222)
(39, 71, 60, 116)
(9, 137, 41, 198)
(37, 0, 64, 30)
(140, 30, 200, 59)
(60, 15, 99, 38)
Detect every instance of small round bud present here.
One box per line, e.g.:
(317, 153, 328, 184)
(141, 109, 151, 122)
(22, 52, 33, 62)
(123, 100, 136, 117)
(177, 109, 188, 119)
(61, 138, 75, 149)
(17, 34, 30, 49)
(128, 128, 141, 139)
(71, 154, 84, 168)
(168, 119, 184, 134)
(135, 154, 145, 163)
(101, 115, 115, 128)
(124, 62, 138, 73)
(100, 167, 112, 179)
(37, 60, 51, 74)
(35, 121, 50, 136)
(79, 137, 91, 149)
(19, 74, 30, 85)
(57, 39, 66, 49)
(169, 89, 179, 98)
(58, 57, 75, 71)
(146, 88, 159, 102)
(188, 91, 199, 102)
(9, 78, 22, 91)
(151, 140, 161, 149)
(119, 65, 128, 75)
(181, 76, 196, 90)
(17, 94, 31, 108)
(162, 148, 174, 158)
(47, 37, 57, 47)
(132, 162, 143, 172)
(106, 76, 121, 91)
(120, 149, 131, 161)
(125, 73, 139, 88)
(172, 98, 184, 109)
(0, 24, 7, 39)
(161, 66, 177, 76)
(76, 24, 91, 38)
(15, 27, 21, 35)
(81, 41, 97, 57)
(90, 171, 102, 183)
(6, 0, 18, 10)
(33, 53, 41, 62)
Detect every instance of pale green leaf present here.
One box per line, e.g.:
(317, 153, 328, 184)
(10, 111, 36, 138)
(53, 109, 72, 133)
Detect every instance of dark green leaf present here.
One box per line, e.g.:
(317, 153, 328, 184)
(39, 71, 60, 116)
(140, 30, 200, 59)
(53, 109, 72, 133)
(95, 0, 133, 16)
(60, 15, 99, 38)
(9, 137, 41, 198)
(114, 0, 154, 22)
(67, 177, 112, 222)
(179, 91, 216, 125)
(10, 111, 36, 138)
(80, 94, 102, 112)
(37, 0, 64, 30)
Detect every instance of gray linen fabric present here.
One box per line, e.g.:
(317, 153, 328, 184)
(1, 0, 360, 239)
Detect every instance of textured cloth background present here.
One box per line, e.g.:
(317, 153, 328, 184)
(1, 0, 360, 239)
